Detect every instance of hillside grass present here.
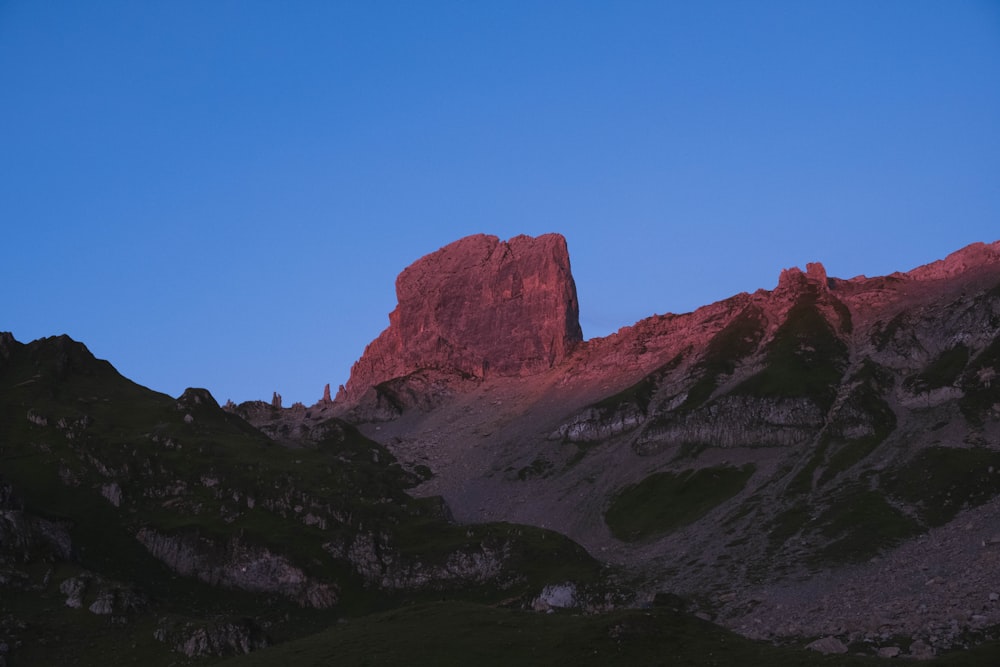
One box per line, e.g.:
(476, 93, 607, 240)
(812, 489, 921, 564)
(605, 465, 755, 542)
(885, 446, 1000, 527)
(215, 601, 877, 667)
(0, 334, 604, 663)
(734, 294, 847, 411)
(683, 305, 765, 409)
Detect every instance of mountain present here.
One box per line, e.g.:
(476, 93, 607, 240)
(0, 333, 600, 665)
(4, 235, 1000, 664)
(310, 234, 1000, 657)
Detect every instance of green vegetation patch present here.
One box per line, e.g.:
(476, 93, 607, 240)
(768, 490, 920, 566)
(683, 305, 766, 409)
(605, 464, 755, 542)
(812, 489, 921, 565)
(905, 344, 970, 393)
(768, 502, 812, 550)
(885, 446, 1000, 526)
(817, 373, 897, 487)
(784, 438, 829, 496)
(734, 294, 848, 410)
(817, 436, 883, 487)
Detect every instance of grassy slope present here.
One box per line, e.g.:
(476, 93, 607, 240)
(0, 335, 602, 664)
(216, 601, 877, 667)
(605, 465, 755, 542)
(735, 293, 848, 411)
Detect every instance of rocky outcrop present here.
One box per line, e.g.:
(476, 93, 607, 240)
(338, 234, 583, 404)
(635, 396, 826, 455)
(0, 479, 73, 567)
(906, 240, 1000, 282)
(155, 617, 269, 658)
(135, 528, 337, 608)
(58, 573, 146, 614)
(323, 530, 510, 591)
(805, 636, 848, 655)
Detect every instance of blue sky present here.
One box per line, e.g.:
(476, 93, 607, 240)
(2, 1, 998, 405)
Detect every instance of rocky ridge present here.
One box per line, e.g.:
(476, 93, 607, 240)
(317, 235, 1000, 657)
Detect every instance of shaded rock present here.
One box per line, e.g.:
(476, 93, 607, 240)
(136, 527, 337, 608)
(323, 530, 518, 592)
(88, 591, 115, 615)
(60, 576, 87, 608)
(805, 636, 848, 654)
(60, 574, 146, 615)
(101, 482, 123, 507)
(0, 480, 73, 564)
(908, 639, 935, 660)
(156, 617, 268, 658)
(532, 583, 578, 611)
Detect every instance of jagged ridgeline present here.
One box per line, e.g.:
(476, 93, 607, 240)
(5, 235, 1000, 666)
(324, 234, 1000, 660)
(0, 333, 600, 664)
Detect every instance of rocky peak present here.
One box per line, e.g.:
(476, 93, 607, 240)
(906, 240, 1000, 282)
(338, 233, 583, 403)
(775, 261, 829, 295)
(177, 387, 220, 410)
(806, 261, 828, 283)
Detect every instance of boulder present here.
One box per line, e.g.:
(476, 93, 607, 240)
(805, 636, 848, 654)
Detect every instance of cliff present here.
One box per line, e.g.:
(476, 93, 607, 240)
(338, 233, 583, 403)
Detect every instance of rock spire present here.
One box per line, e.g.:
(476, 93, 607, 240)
(339, 233, 583, 402)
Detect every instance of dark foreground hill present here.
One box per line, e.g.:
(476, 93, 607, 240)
(0, 332, 905, 666)
(0, 333, 602, 664)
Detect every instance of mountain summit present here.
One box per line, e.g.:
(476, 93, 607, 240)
(316, 236, 1000, 654)
(339, 233, 582, 403)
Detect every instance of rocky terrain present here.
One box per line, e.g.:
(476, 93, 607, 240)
(3, 233, 1000, 665)
(311, 233, 1000, 659)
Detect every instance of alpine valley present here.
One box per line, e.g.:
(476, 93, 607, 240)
(3, 233, 1000, 666)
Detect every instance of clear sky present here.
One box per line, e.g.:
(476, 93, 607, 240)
(2, 1, 999, 405)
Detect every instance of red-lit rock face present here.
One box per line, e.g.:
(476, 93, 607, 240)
(337, 235, 1000, 413)
(339, 233, 583, 402)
